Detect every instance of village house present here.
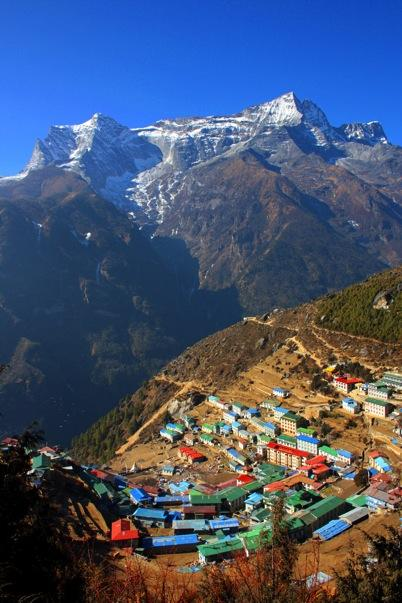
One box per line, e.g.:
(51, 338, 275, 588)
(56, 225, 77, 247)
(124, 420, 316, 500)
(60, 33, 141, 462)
(280, 411, 303, 435)
(342, 397, 361, 414)
(296, 434, 320, 455)
(277, 434, 297, 449)
(243, 407, 260, 419)
(110, 519, 139, 549)
(334, 376, 362, 393)
(364, 397, 393, 417)
(223, 410, 239, 424)
(245, 492, 264, 513)
(142, 534, 199, 555)
(201, 423, 215, 434)
(225, 446, 247, 466)
(172, 519, 209, 534)
(209, 517, 240, 532)
(274, 406, 290, 420)
(336, 449, 354, 465)
(182, 505, 216, 519)
(273, 387, 289, 398)
(381, 371, 402, 391)
(368, 450, 392, 473)
(183, 415, 196, 429)
(198, 538, 244, 564)
(166, 422, 185, 435)
(178, 446, 206, 463)
(161, 464, 175, 477)
(129, 487, 153, 505)
(231, 420, 243, 435)
(184, 433, 195, 446)
(160, 428, 181, 443)
(297, 427, 317, 437)
(367, 381, 392, 400)
(132, 507, 169, 527)
(266, 441, 311, 469)
(155, 494, 190, 506)
(199, 433, 215, 447)
(319, 445, 339, 464)
(261, 399, 280, 411)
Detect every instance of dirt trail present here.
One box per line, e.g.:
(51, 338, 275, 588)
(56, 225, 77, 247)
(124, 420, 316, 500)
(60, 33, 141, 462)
(115, 377, 205, 456)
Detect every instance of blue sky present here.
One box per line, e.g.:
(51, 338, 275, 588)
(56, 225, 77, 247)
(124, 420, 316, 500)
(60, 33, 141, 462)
(1, 0, 401, 175)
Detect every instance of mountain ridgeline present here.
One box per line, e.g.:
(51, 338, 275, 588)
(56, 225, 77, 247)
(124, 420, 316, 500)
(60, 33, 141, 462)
(1, 92, 402, 441)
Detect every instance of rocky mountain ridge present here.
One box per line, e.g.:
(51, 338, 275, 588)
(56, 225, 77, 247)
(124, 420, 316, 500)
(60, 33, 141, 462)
(4, 92, 397, 222)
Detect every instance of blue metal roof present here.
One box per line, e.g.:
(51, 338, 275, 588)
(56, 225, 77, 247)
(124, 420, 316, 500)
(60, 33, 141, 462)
(337, 449, 353, 459)
(313, 519, 350, 541)
(155, 495, 190, 504)
(275, 406, 289, 414)
(133, 507, 167, 520)
(129, 487, 152, 503)
(169, 481, 192, 494)
(296, 435, 320, 444)
(245, 493, 263, 504)
(375, 457, 391, 470)
(141, 534, 199, 548)
(209, 518, 239, 530)
(263, 421, 276, 430)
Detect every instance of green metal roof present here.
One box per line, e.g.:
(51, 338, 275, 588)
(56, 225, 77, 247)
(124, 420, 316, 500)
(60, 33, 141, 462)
(346, 494, 368, 507)
(277, 434, 297, 445)
(200, 433, 214, 442)
(365, 397, 391, 407)
(308, 495, 345, 518)
(198, 537, 244, 558)
(319, 445, 338, 457)
(31, 454, 52, 469)
(251, 508, 271, 522)
(241, 481, 264, 493)
(282, 411, 300, 422)
(241, 524, 272, 552)
(219, 486, 247, 502)
(297, 427, 317, 436)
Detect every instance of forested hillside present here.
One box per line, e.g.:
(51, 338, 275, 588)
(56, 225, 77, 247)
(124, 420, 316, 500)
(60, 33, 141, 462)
(317, 266, 402, 342)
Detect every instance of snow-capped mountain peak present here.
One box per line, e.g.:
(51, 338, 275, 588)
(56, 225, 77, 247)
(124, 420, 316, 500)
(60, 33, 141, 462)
(4, 92, 391, 219)
(338, 120, 388, 145)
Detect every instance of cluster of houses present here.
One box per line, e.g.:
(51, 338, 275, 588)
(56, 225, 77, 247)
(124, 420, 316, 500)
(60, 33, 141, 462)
(160, 393, 361, 480)
(1, 370, 400, 567)
(332, 370, 402, 419)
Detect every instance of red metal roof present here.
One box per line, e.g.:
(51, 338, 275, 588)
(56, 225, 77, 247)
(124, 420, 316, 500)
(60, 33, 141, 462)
(307, 455, 327, 465)
(237, 474, 256, 485)
(1, 437, 19, 447)
(312, 464, 330, 474)
(182, 505, 216, 514)
(267, 441, 310, 458)
(179, 446, 205, 460)
(335, 377, 363, 385)
(90, 468, 110, 480)
(111, 519, 140, 542)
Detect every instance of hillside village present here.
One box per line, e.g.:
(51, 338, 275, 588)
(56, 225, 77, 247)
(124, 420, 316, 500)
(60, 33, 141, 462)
(2, 367, 401, 577)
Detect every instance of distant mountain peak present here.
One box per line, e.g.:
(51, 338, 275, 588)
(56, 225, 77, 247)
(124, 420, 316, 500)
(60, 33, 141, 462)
(338, 120, 388, 144)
